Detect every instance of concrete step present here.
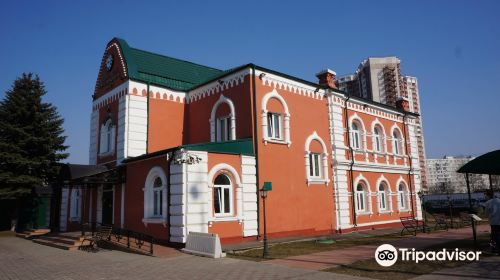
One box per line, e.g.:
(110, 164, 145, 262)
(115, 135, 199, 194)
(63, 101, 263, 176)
(48, 234, 85, 242)
(15, 232, 30, 238)
(32, 229, 51, 234)
(33, 239, 79, 251)
(16, 229, 51, 239)
(37, 235, 84, 246)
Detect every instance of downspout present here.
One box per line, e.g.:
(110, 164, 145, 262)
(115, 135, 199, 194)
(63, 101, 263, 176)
(146, 82, 150, 154)
(343, 94, 357, 227)
(251, 65, 261, 239)
(402, 113, 415, 217)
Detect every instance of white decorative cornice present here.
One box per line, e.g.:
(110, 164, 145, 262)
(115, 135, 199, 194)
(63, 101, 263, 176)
(92, 82, 129, 111)
(187, 69, 250, 103)
(256, 69, 325, 100)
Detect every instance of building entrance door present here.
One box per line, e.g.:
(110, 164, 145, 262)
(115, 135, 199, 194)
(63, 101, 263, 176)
(102, 186, 113, 226)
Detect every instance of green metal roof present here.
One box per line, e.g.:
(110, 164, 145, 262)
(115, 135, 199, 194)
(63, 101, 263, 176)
(115, 38, 224, 91)
(183, 139, 254, 156)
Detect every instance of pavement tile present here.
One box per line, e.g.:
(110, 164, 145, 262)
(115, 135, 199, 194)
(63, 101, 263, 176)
(0, 236, 368, 280)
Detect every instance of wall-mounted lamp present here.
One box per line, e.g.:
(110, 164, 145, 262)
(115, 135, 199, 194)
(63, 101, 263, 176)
(259, 73, 266, 79)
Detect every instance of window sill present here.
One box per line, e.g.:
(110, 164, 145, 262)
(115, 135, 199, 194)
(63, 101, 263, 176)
(307, 178, 329, 185)
(377, 210, 392, 215)
(208, 216, 243, 226)
(98, 151, 115, 157)
(263, 139, 291, 147)
(142, 217, 167, 227)
(356, 211, 373, 216)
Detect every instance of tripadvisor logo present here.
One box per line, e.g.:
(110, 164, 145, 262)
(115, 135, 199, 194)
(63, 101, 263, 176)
(375, 244, 482, 267)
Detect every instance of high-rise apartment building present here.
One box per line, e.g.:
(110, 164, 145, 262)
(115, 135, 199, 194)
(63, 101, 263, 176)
(336, 57, 428, 189)
(426, 156, 489, 193)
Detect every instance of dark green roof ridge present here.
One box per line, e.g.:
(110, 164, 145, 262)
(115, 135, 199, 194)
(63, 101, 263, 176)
(114, 38, 223, 91)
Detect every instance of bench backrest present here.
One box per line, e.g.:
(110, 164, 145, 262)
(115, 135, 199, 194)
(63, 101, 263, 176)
(95, 226, 113, 239)
(400, 217, 418, 227)
(434, 214, 447, 222)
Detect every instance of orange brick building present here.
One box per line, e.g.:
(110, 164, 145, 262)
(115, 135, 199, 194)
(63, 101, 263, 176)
(58, 38, 423, 244)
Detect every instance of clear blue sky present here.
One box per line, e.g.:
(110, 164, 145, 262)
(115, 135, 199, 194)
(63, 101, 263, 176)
(1, 0, 499, 164)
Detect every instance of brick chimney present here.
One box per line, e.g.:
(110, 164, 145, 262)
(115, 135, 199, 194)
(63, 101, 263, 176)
(396, 97, 410, 112)
(316, 69, 337, 89)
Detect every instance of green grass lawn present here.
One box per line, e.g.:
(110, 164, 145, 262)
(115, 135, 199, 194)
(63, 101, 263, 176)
(325, 235, 492, 280)
(228, 232, 407, 261)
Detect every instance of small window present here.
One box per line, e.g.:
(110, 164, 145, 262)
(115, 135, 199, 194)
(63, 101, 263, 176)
(309, 153, 322, 178)
(153, 177, 163, 217)
(378, 184, 387, 210)
(355, 184, 366, 212)
(99, 119, 115, 154)
(70, 188, 81, 219)
(393, 131, 402, 155)
(373, 127, 382, 152)
(213, 174, 232, 216)
(267, 113, 282, 140)
(216, 116, 231, 142)
(351, 123, 361, 149)
(398, 184, 407, 209)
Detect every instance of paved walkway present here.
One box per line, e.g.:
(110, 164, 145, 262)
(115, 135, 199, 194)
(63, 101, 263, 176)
(414, 256, 500, 280)
(265, 224, 491, 271)
(0, 236, 367, 280)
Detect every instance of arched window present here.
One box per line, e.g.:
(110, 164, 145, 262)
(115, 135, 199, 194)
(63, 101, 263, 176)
(378, 183, 388, 211)
(373, 127, 382, 152)
(144, 167, 167, 221)
(210, 95, 236, 142)
(392, 129, 402, 155)
(355, 184, 367, 212)
(99, 119, 115, 154)
(267, 112, 282, 140)
(350, 122, 363, 150)
(305, 132, 329, 185)
(153, 177, 163, 217)
(398, 183, 407, 210)
(261, 89, 291, 146)
(213, 174, 233, 216)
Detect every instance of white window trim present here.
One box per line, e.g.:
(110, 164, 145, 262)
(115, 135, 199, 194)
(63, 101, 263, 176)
(207, 163, 243, 222)
(371, 119, 387, 154)
(216, 115, 231, 142)
(396, 177, 410, 211)
(210, 95, 236, 142)
(267, 112, 283, 141)
(304, 131, 329, 185)
(377, 184, 393, 214)
(376, 176, 393, 214)
(390, 125, 404, 156)
(261, 89, 291, 146)
(99, 119, 116, 156)
(143, 166, 168, 226)
(348, 114, 366, 151)
(354, 175, 373, 215)
(355, 185, 367, 213)
(213, 175, 234, 217)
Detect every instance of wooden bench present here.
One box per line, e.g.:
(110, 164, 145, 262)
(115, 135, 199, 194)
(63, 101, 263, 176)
(81, 225, 113, 251)
(432, 214, 449, 231)
(400, 217, 426, 236)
